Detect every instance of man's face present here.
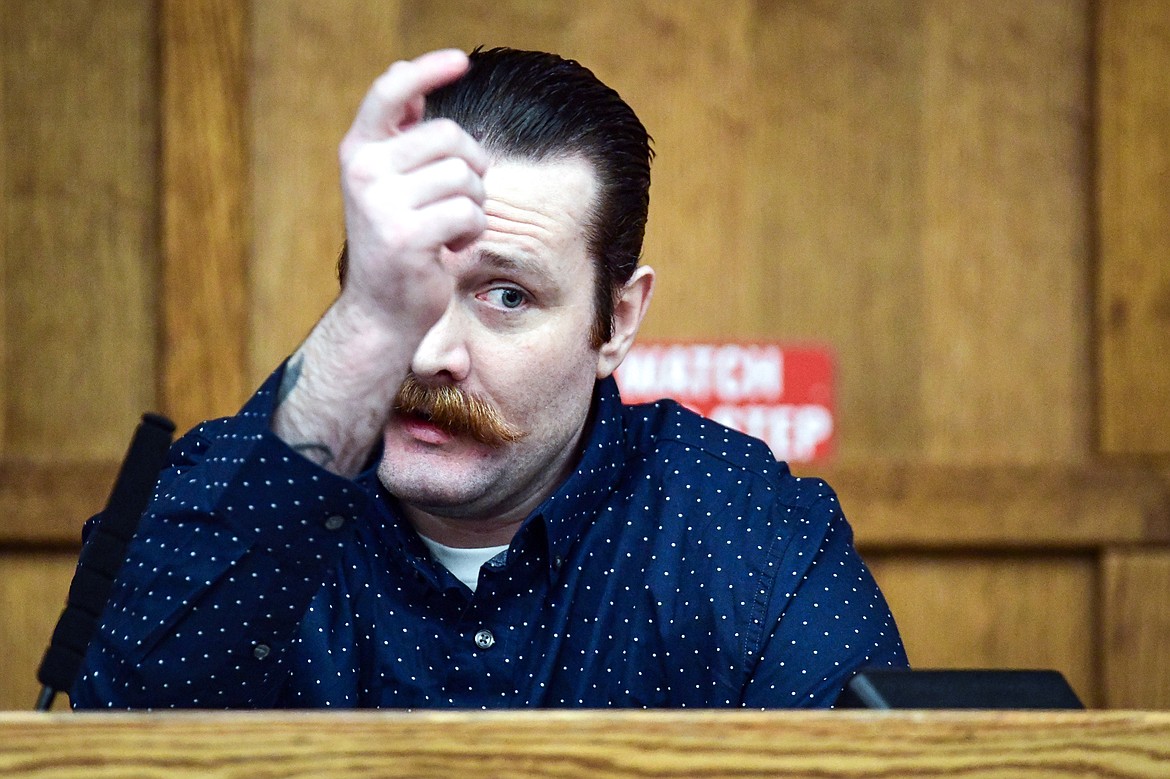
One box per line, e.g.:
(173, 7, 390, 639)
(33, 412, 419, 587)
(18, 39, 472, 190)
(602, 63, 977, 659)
(378, 157, 607, 537)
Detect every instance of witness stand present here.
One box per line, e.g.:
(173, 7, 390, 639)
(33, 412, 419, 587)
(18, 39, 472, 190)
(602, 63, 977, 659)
(2, 709, 1169, 777)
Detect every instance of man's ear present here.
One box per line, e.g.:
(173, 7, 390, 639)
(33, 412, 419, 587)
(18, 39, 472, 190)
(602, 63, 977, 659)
(597, 265, 655, 379)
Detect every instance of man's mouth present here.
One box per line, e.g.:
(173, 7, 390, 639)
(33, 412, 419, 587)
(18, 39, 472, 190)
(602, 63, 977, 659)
(398, 411, 454, 445)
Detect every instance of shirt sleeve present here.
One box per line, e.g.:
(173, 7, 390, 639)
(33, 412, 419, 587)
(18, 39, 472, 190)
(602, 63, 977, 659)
(742, 490, 908, 708)
(71, 366, 375, 709)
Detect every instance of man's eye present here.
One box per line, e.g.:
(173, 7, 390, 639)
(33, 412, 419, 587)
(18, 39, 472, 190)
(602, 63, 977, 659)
(488, 287, 527, 309)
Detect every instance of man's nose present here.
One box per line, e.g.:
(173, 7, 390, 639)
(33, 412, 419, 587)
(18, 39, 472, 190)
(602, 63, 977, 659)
(410, 300, 471, 382)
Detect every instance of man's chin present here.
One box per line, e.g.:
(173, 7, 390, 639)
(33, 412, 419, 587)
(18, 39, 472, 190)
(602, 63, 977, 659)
(377, 444, 492, 505)
(376, 467, 490, 518)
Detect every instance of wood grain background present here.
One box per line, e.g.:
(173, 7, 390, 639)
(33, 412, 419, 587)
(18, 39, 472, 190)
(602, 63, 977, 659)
(1, 0, 1167, 712)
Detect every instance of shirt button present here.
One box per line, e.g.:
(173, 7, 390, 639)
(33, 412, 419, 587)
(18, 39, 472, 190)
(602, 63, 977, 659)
(253, 643, 271, 660)
(473, 629, 495, 650)
(323, 514, 346, 531)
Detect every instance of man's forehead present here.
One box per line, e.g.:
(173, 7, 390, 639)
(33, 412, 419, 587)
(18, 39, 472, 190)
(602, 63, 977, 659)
(473, 157, 597, 268)
(483, 156, 597, 223)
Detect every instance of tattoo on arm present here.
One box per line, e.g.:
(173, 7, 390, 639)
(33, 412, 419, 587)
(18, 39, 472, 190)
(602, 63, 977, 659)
(277, 351, 305, 406)
(277, 351, 335, 467)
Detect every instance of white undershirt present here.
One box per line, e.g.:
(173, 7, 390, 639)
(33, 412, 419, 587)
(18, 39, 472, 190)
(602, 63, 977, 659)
(418, 535, 509, 593)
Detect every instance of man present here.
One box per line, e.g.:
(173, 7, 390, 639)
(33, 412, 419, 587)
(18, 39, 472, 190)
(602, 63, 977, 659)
(73, 47, 905, 709)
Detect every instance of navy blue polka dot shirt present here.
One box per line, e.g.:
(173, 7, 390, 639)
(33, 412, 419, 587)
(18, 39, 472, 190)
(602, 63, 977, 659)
(72, 368, 906, 709)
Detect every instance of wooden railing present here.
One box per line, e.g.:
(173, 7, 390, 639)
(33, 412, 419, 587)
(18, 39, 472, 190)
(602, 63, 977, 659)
(1, 710, 1169, 777)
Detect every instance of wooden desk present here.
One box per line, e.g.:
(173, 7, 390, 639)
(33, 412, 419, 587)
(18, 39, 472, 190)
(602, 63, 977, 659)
(2, 710, 1168, 777)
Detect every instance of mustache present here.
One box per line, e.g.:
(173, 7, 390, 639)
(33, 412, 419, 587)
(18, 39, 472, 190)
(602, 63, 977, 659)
(393, 375, 525, 446)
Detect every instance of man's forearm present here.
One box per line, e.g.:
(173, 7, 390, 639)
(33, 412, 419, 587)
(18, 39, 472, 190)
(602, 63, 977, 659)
(270, 301, 409, 478)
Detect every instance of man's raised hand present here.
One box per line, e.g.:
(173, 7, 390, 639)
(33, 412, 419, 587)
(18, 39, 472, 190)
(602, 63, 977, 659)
(271, 50, 486, 477)
(338, 49, 489, 337)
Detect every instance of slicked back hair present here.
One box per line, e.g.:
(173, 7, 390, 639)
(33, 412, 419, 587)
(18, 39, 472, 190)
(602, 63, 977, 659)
(427, 47, 652, 347)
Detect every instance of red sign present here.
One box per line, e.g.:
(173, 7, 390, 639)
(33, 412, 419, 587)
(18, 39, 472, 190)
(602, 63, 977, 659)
(615, 341, 835, 464)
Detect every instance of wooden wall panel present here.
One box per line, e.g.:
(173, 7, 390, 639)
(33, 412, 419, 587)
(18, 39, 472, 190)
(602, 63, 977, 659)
(1097, 0, 1170, 456)
(867, 554, 1099, 707)
(248, 0, 405, 387)
(918, 1, 1091, 465)
(0, 14, 6, 454)
(838, 463, 1170, 549)
(0, 0, 157, 712)
(0, 462, 118, 545)
(0, 1, 158, 460)
(0, 553, 79, 712)
(750, 1, 927, 462)
(733, 1, 1090, 465)
(160, 0, 250, 432)
(1102, 550, 1170, 709)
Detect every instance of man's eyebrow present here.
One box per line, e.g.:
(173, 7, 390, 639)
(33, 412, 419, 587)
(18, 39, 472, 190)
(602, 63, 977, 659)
(476, 249, 559, 285)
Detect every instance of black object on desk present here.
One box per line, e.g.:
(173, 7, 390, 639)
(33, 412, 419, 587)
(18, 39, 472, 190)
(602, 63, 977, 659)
(836, 668, 1085, 709)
